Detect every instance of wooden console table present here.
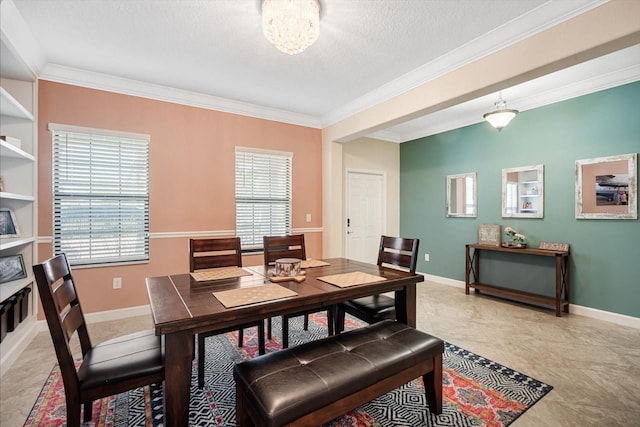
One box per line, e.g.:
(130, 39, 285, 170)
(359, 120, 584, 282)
(465, 244, 570, 317)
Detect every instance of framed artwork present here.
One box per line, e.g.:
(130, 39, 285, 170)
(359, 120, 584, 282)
(478, 224, 501, 246)
(0, 254, 27, 284)
(539, 241, 569, 252)
(0, 209, 20, 238)
(575, 153, 637, 219)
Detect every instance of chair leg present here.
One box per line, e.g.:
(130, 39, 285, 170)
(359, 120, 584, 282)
(238, 328, 244, 347)
(267, 317, 272, 340)
(423, 353, 443, 415)
(327, 306, 335, 336)
(282, 316, 289, 349)
(257, 321, 266, 355)
(335, 306, 345, 334)
(198, 333, 206, 388)
(82, 400, 92, 423)
(303, 314, 309, 330)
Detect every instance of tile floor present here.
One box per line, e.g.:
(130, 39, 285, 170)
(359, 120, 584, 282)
(1, 281, 639, 426)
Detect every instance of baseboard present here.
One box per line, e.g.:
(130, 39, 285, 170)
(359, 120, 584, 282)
(421, 272, 640, 329)
(36, 304, 152, 333)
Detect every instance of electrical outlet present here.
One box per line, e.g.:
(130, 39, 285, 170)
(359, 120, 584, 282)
(306, 213, 312, 222)
(424, 254, 430, 262)
(113, 277, 122, 289)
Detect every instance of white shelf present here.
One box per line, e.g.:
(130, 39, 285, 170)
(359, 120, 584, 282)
(0, 140, 34, 161)
(0, 87, 34, 121)
(520, 194, 539, 198)
(0, 236, 35, 251)
(0, 276, 33, 303)
(0, 192, 35, 202)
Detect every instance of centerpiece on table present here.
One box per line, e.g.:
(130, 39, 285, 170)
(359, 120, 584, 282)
(503, 226, 527, 248)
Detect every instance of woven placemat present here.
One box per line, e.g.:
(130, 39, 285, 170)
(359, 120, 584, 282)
(317, 271, 387, 288)
(190, 266, 252, 282)
(300, 259, 330, 268)
(212, 284, 298, 308)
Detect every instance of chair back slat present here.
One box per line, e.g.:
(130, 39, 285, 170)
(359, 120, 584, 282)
(377, 236, 419, 274)
(263, 234, 306, 265)
(190, 237, 242, 271)
(53, 279, 78, 314)
(33, 254, 91, 392)
(60, 305, 87, 343)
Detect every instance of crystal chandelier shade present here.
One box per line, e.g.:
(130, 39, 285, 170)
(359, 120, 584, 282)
(262, 0, 320, 55)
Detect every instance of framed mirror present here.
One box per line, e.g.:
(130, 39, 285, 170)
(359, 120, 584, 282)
(502, 165, 544, 218)
(446, 172, 477, 217)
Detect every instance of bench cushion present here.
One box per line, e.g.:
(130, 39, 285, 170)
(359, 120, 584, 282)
(233, 320, 443, 426)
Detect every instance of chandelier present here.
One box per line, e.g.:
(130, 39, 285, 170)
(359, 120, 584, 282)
(483, 92, 519, 131)
(262, 0, 320, 55)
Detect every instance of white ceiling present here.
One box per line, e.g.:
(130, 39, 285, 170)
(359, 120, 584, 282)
(2, 0, 639, 142)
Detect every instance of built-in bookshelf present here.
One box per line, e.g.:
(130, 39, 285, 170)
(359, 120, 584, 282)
(0, 78, 37, 377)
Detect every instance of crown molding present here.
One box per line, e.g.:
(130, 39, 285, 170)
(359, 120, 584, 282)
(321, 0, 607, 128)
(39, 63, 322, 129)
(368, 62, 640, 143)
(0, 0, 46, 79)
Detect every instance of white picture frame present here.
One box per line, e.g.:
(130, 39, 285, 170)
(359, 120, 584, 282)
(575, 153, 637, 220)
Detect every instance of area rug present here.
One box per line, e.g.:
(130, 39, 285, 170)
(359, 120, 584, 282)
(24, 314, 552, 426)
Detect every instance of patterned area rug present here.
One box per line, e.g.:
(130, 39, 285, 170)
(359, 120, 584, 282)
(24, 314, 552, 426)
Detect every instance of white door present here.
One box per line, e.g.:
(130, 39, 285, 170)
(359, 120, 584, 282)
(346, 170, 385, 264)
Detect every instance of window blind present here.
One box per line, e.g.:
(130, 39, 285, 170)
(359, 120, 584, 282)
(51, 125, 150, 266)
(235, 148, 292, 250)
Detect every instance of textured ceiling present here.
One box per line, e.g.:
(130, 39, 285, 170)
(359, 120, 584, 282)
(3, 0, 638, 141)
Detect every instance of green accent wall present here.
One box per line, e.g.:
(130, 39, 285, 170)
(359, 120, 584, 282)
(400, 81, 640, 318)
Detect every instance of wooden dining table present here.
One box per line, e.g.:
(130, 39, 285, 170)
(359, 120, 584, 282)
(145, 257, 424, 426)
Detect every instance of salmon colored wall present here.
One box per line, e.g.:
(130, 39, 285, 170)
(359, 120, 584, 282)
(37, 81, 322, 316)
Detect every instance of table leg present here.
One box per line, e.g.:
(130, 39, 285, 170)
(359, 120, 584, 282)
(465, 245, 470, 295)
(395, 283, 416, 328)
(555, 255, 562, 317)
(163, 330, 193, 426)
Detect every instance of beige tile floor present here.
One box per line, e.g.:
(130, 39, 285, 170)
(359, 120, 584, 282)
(1, 281, 639, 426)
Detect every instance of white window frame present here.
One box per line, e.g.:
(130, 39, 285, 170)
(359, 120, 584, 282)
(49, 123, 150, 266)
(235, 147, 292, 251)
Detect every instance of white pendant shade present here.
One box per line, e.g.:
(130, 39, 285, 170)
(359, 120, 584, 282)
(483, 95, 518, 131)
(262, 0, 320, 55)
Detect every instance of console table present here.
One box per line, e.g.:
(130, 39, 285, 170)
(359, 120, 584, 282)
(465, 244, 570, 317)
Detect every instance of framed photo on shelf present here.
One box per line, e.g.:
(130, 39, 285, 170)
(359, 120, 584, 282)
(575, 153, 637, 219)
(0, 254, 27, 284)
(0, 209, 20, 238)
(478, 224, 501, 246)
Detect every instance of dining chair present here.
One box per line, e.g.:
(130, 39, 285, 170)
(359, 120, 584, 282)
(33, 254, 164, 427)
(190, 237, 265, 388)
(335, 235, 420, 333)
(263, 234, 334, 348)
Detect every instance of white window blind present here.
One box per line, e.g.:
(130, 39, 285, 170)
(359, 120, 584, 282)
(235, 148, 292, 250)
(51, 124, 150, 266)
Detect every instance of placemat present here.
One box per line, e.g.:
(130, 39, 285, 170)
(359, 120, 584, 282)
(270, 275, 306, 283)
(317, 271, 387, 288)
(190, 266, 252, 282)
(212, 284, 298, 308)
(300, 259, 330, 268)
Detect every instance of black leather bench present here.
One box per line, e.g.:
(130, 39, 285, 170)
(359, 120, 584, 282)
(233, 320, 444, 427)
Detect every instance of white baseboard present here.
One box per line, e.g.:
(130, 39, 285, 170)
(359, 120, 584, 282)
(36, 304, 152, 333)
(421, 272, 640, 329)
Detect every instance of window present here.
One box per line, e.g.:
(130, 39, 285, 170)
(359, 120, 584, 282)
(50, 124, 150, 266)
(235, 147, 292, 251)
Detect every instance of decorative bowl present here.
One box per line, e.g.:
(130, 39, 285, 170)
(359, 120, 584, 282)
(501, 242, 527, 249)
(275, 258, 302, 277)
